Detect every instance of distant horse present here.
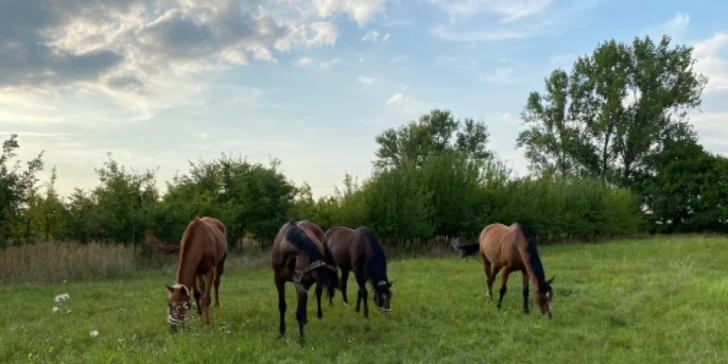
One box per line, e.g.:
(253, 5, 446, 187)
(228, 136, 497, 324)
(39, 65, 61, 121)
(270, 219, 340, 344)
(164, 216, 228, 331)
(324, 226, 393, 317)
(451, 222, 555, 318)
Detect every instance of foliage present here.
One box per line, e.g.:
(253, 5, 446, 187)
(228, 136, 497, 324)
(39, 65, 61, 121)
(519, 35, 707, 187)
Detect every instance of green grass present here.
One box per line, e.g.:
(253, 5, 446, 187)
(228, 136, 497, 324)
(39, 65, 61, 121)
(2, 237, 727, 363)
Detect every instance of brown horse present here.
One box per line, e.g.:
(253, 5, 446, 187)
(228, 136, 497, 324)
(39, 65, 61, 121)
(270, 219, 340, 344)
(451, 222, 555, 318)
(164, 216, 228, 331)
(324, 226, 393, 317)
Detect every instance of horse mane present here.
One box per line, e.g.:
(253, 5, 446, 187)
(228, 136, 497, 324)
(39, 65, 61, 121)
(175, 217, 205, 283)
(357, 226, 388, 286)
(285, 220, 326, 263)
(144, 232, 180, 255)
(515, 223, 546, 284)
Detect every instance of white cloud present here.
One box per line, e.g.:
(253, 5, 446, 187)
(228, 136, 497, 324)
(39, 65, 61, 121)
(362, 30, 381, 42)
(320, 58, 341, 69)
(0, 0, 359, 125)
(432, 26, 534, 42)
(693, 33, 728, 93)
(357, 76, 376, 85)
(313, 0, 388, 25)
(428, 0, 553, 22)
(386, 93, 406, 104)
(389, 55, 407, 63)
(479, 67, 522, 84)
(383, 33, 391, 41)
(297, 57, 314, 66)
(665, 12, 690, 33)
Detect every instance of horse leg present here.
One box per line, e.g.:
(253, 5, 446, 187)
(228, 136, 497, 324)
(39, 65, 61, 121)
(522, 270, 529, 314)
(315, 283, 323, 319)
(497, 266, 511, 310)
(214, 255, 226, 308)
(202, 269, 215, 327)
(487, 263, 501, 304)
(275, 276, 286, 339)
(356, 276, 369, 318)
(295, 290, 308, 345)
(483, 255, 493, 301)
(340, 269, 350, 308)
(194, 276, 202, 318)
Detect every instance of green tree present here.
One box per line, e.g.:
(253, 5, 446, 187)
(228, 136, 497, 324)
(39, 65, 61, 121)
(520, 35, 707, 187)
(374, 109, 490, 169)
(0, 134, 44, 245)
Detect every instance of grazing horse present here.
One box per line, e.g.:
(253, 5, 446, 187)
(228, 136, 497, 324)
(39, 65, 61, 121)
(270, 220, 340, 344)
(324, 226, 393, 317)
(451, 222, 555, 318)
(164, 216, 228, 331)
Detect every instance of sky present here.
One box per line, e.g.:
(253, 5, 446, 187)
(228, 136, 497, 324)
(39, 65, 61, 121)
(1, 0, 728, 199)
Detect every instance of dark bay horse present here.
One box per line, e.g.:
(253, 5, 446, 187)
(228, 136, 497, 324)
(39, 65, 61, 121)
(451, 222, 555, 318)
(164, 216, 228, 331)
(324, 226, 393, 317)
(270, 219, 340, 344)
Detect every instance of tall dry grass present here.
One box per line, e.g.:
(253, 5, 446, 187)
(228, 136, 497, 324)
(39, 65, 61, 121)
(0, 241, 137, 284)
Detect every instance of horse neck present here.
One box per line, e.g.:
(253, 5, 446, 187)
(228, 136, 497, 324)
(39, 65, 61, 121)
(515, 239, 546, 288)
(175, 226, 203, 288)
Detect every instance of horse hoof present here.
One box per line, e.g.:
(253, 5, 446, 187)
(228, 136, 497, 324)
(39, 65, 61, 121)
(299, 338, 306, 346)
(317, 312, 323, 319)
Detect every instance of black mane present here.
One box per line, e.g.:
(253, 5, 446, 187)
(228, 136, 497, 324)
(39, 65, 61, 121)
(285, 220, 326, 263)
(356, 226, 389, 288)
(517, 223, 547, 285)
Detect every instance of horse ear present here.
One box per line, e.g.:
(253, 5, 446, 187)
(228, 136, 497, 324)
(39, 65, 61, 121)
(546, 275, 555, 285)
(165, 284, 174, 294)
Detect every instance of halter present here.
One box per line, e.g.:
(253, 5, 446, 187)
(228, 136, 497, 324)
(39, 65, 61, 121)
(292, 260, 327, 293)
(167, 283, 195, 326)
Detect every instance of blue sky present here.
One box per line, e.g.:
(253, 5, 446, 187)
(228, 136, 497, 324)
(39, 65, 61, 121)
(1, 0, 727, 198)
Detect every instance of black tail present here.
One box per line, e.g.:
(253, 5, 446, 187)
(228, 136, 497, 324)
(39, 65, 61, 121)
(450, 238, 480, 257)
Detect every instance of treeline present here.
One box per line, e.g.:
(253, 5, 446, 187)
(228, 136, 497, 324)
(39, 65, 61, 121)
(1, 34, 726, 250)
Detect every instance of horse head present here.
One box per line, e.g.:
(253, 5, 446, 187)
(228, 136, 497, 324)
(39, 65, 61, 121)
(374, 280, 393, 315)
(534, 276, 555, 318)
(165, 283, 193, 331)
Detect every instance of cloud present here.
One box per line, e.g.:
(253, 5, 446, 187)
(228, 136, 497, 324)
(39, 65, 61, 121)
(357, 76, 376, 85)
(313, 0, 388, 25)
(389, 55, 407, 63)
(362, 30, 380, 42)
(0, 0, 360, 123)
(664, 12, 690, 33)
(320, 58, 341, 69)
(297, 57, 314, 66)
(385, 93, 406, 104)
(479, 67, 522, 84)
(693, 33, 728, 93)
(432, 26, 534, 42)
(383, 33, 391, 41)
(428, 0, 553, 22)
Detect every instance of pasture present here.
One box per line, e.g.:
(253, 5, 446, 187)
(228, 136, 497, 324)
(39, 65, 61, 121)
(2, 236, 727, 363)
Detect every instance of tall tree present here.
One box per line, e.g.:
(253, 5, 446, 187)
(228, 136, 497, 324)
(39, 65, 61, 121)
(374, 109, 490, 169)
(519, 35, 707, 186)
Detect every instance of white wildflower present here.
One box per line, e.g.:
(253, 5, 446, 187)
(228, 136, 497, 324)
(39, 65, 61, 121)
(52, 306, 59, 313)
(90, 330, 99, 338)
(55, 293, 70, 303)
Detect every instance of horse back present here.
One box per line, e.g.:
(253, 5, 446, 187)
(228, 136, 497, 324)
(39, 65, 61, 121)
(324, 226, 355, 268)
(480, 223, 523, 268)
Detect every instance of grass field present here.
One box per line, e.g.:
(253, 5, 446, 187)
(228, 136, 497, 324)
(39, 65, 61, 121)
(2, 236, 727, 363)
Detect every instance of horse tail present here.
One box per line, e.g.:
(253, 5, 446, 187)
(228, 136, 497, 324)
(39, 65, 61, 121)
(451, 238, 480, 257)
(144, 232, 180, 255)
